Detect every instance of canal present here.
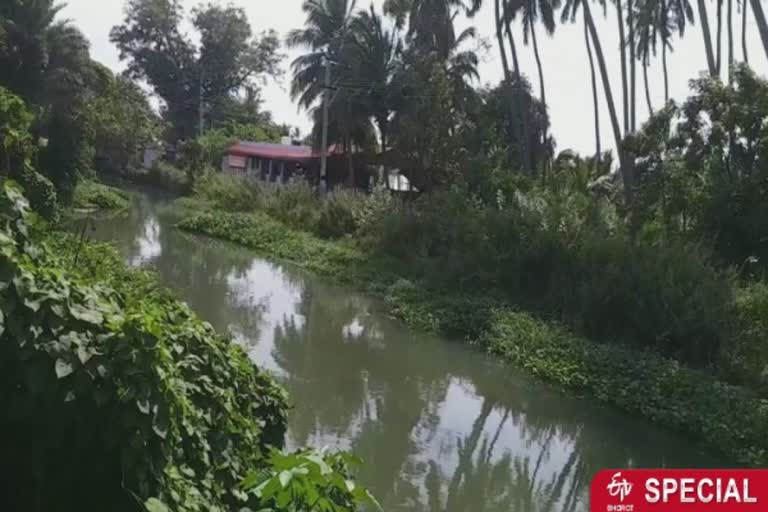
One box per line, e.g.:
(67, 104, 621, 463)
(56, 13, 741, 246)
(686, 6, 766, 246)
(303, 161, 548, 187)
(85, 190, 719, 512)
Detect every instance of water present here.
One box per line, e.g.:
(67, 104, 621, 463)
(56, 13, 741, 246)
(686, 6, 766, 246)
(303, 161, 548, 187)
(84, 190, 720, 512)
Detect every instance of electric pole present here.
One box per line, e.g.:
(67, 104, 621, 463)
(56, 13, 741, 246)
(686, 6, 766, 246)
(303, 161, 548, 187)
(320, 55, 331, 192)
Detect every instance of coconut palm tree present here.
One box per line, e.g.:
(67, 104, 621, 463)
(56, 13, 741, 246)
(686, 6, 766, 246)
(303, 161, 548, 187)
(348, 6, 402, 151)
(633, 0, 692, 103)
(727, 0, 733, 80)
(495, 0, 513, 79)
(0, 0, 89, 104)
(614, 0, 630, 133)
(741, 0, 748, 62)
(519, 0, 560, 148)
(697, 0, 717, 75)
(287, 0, 358, 111)
(584, 10, 601, 167)
(502, 0, 535, 173)
(661, 0, 693, 101)
(716, 0, 723, 75)
(383, 0, 482, 58)
(562, 0, 631, 200)
(633, 3, 657, 114)
(629, 0, 637, 131)
(749, 0, 768, 62)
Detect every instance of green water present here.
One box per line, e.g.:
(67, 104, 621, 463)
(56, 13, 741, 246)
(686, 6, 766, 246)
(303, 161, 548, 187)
(85, 190, 720, 512)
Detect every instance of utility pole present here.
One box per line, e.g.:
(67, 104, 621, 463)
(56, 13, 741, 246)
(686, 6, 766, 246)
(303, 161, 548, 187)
(320, 55, 331, 192)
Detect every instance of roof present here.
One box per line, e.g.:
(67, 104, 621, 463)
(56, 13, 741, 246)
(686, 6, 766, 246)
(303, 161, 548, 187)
(227, 141, 357, 161)
(228, 141, 315, 161)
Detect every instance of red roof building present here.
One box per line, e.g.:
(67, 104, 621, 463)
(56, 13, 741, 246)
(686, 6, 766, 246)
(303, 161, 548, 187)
(223, 140, 366, 188)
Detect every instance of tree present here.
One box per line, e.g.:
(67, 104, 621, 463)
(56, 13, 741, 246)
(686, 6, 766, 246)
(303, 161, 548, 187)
(348, 6, 402, 151)
(749, 0, 768, 63)
(697, 0, 717, 75)
(502, 0, 534, 173)
(287, 0, 358, 111)
(0, 0, 96, 201)
(519, 0, 560, 150)
(0, 0, 66, 102)
(632, 0, 692, 103)
(462, 77, 554, 174)
(614, 0, 630, 133)
(383, 0, 482, 58)
(389, 58, 464, 192)
(585, 10, 602, 166)
(562, 0, 631, 201)
(633, 0, 656, 113)
(495, 0, 512, 80)
(629, 0, 637, 131)
(110, 0, 280, 142)
(742, 0, 748, 63)
(88, 67, 161, 174)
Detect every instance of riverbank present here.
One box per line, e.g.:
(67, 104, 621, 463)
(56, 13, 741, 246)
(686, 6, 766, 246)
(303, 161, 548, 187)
(177, 203, 768, 467)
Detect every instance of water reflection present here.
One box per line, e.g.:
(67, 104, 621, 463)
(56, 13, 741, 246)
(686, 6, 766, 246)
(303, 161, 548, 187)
(86, 190, 721, 512)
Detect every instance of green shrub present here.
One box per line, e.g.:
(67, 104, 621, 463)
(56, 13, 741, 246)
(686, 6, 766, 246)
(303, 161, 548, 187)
(73, 180, 130, 211)
(724, 283, 768, 394)
(242, 449, 379, 511)
(263, 180, 320, 230)
(315, 189, 359, 239)
(126, 162, 190, 195)
(480, 310, 768, 466)
(177, 210, 365, 281)
(192, 172, 263, 212)
(0, 182, 289, 511)
(368, 186, 734, 365)
(353, 179, 399, 240)
(15, 165, 59, 219)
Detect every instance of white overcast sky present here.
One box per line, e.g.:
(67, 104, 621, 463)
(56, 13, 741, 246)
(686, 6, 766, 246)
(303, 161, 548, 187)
(61, 0, 767, 155)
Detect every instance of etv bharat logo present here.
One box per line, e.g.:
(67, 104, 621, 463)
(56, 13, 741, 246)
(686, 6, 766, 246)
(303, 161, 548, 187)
(607, 472, 634, 502)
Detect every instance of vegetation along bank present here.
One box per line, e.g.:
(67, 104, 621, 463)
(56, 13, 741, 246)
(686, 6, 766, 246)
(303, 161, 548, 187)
(175, 176, 768, 468)
(0, 182, 378, 512)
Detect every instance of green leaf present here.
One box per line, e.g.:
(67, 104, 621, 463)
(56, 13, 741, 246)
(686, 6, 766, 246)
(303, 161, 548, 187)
(136, 399, 151, 415)
(55, 358, 74, 379)
(144, 498, 170, 512)
(278, 470, 292, 488)
(69, 302, 104, 325)
(241, 471, 264, 491)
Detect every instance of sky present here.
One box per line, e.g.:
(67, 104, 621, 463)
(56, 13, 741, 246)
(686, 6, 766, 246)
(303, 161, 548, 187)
(60, 0, 767, 156)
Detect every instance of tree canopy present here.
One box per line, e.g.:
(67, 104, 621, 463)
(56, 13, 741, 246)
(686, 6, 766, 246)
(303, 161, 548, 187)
(111, 0, 281, 141)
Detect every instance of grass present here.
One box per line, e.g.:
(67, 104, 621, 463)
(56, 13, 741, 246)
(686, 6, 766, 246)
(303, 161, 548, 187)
(176, 200, 768, 467)
(72, 179, 131, 211)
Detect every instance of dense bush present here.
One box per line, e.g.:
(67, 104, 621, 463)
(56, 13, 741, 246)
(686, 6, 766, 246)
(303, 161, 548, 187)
(126, 162, 190, 195)
(723, 283, 768, 394)
(0, 182, 289, 510)
(177, 210, 365, 280)
(368, 186, 735, 364)
(0, 87, 59, 220)
(187, 174, 405, 241)
(16, 165, 59, 219)
(479, 310, 768, 466)
(628, 65, 768, 271)
(73, 180, 130, 210)
(41, 105, 95, 204)
(192, 172, 263, 212)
